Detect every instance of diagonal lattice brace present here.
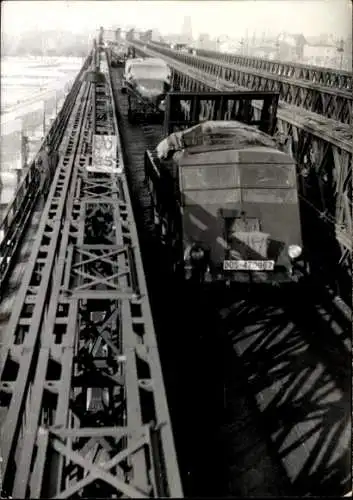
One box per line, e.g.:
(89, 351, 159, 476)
(71, 268, 130, 290)
(72, 246, 127, 267)
(79, 306, 124, 356)
(45, 427, 151, 498)
(67, 245, 133, 295)
(81, 191, 120, 202)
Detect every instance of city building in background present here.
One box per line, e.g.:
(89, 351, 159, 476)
(198, 30, 352, 71)
(277, 33, 306, 60)
(196, 33, 218, 51)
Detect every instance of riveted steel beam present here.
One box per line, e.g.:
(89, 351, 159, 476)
(194, 47, 353, 91)
(0, 50, 182, 498)
(191, 54, 351, 124)
(139, 42, 352, 124)
(0, 82, 92, 496)
(153, 40, 352, 91)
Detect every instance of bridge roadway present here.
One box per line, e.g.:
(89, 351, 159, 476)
(131, 40, 352, 299)
(108, 62, 351, 496)
(0, 48, 181, 498)
(0, 44, 351, 498)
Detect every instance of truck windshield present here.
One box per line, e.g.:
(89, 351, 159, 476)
(182, 164, 296, 190)
(135, 78, 166, 92)
(130, 65, 169, 80)
(240, 165, 296, 188)
(182, 166, 239, 190)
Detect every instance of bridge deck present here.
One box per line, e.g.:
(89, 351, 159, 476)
(220, 293, 350, 495)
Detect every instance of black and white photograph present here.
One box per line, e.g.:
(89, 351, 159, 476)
(0, 0, 351, 497)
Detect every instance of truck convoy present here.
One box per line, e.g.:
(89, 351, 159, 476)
(121, 57, 172, 123)
(144, 91, 308, 287)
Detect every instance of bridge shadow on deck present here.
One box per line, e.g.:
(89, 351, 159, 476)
(131, 186, 350, 495)
(219, 291, 351, 497)
(147, 196, 351, 496)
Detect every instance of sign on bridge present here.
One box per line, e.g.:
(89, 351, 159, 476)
(88, 134, 122, 173)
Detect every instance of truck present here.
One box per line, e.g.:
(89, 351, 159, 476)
(109, 42, 129, 67)
(121, 57, 172, 123)
(144, 91, 309, 287)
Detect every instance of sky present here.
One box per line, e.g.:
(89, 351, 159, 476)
(2, 0, 352, 39)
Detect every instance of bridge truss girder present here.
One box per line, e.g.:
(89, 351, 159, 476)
(191, 47, 353, 91)
(0, 50, 181, 499)
(0, 79, 92, 498)
(147, 42, 351, 124)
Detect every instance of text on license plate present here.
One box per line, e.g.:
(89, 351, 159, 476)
(223, 260, 275, 271)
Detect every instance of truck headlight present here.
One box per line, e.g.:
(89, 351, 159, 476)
(190, 246, 205, 262)
(288, 244, 302, 259)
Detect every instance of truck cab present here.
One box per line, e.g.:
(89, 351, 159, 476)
(110, 42, 128, 67)
(121, 58, 145, 91)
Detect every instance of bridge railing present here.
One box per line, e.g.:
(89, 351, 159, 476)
(151, 40, 352, 88)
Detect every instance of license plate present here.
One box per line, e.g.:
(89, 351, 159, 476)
(223, 260, 275, 271)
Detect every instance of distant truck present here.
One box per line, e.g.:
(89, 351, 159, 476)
(121, 57, 172, 123)
(170, 43, 196, 55)
(144, 91, 309, 287)
(110, 42, 128, 67)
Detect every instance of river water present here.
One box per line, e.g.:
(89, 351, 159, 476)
(1, 55, 83, 111)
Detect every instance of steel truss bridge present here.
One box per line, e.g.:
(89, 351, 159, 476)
(0, 47, 181, 498)
(130, 39, 352, 300)
(0, 30, 351, 499)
